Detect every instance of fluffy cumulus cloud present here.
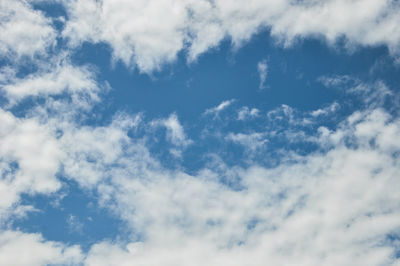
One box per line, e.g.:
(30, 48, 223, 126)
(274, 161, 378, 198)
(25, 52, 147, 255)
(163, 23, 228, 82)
(61, 0, 400, 72)
(0, 109, 62, 221)
(0, 0, 56, 59)
(0, 58, 101, 107)
(0, 230, 82, 266)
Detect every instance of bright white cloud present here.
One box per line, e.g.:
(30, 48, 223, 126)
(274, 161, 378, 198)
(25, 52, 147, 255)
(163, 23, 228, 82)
(0, 230, 82, 266)
(61, 0, 400, 72)
(62, 0, 186, 73)
(0, 110, 62, 220)
(1, 58, 101, 107)
(59, 113, 141, 188)
(0, 0, 56, 59)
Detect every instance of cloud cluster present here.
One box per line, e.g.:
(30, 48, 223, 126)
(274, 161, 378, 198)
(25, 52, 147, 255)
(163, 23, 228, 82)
(61, 0, 400, 72)
(82, 104, 400, 266)
(1, 1, 400, 265)
(1, 58, 100, 107)
(1, 63, 400, 266)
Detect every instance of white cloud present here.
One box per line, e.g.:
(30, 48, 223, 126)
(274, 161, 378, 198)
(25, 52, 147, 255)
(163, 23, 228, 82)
(237, 106, 260, 120)
(0, 230, 82, 266)
(1, 58, 101, 107)
(310, 102, 340, 117)
(257, 59, 268, 89)
(151, 113, 192, 148)
(0, 110, 63, 220)
(319, 75, 394, 108)
(267, 104, 297, 124)
(61, 0, 400, 72)
(204, 99, 235, 118)
(0, 0, 56, 59)
(59, 114, 140, 188)
(82, 104, 400, 266)
(0, 66, 399, 265)
(226, 132, 267, 153)
(62, 0, 186, 73)
(0, 53, 106, 219)
(1, 4, 400, 262)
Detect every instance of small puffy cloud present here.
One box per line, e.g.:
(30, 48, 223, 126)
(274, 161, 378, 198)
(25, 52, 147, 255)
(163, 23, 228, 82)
(161, 113, 192, 147)
(237, 106, 260, 120)
(150, 113, 192, 157)
(226, 132, 267, 153)
(257, 59, 268, 89)
(310, 102, 340, 117)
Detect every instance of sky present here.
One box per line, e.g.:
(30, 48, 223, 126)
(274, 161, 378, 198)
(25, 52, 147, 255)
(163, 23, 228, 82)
(1, 0, 400, 265)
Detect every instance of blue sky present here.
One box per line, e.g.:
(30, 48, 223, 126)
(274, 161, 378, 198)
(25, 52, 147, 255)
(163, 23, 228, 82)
(1, 0, 400, 265)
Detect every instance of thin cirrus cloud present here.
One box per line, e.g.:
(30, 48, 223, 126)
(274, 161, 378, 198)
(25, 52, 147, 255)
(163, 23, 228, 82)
(204, 99, 235, 118)
(0, 0, 400, 265)
(257, 60, 268, 89)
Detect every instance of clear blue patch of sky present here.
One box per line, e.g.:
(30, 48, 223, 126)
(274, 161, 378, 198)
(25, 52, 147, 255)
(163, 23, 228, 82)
(13, 179, 130, 252)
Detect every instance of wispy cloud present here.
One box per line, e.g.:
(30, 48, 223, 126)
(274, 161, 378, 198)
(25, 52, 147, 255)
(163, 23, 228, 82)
(257, 60, 268, 89)
(150, 113, 192, 156)
(204, 99, 235, 118)
(67, 215, 84, 235)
